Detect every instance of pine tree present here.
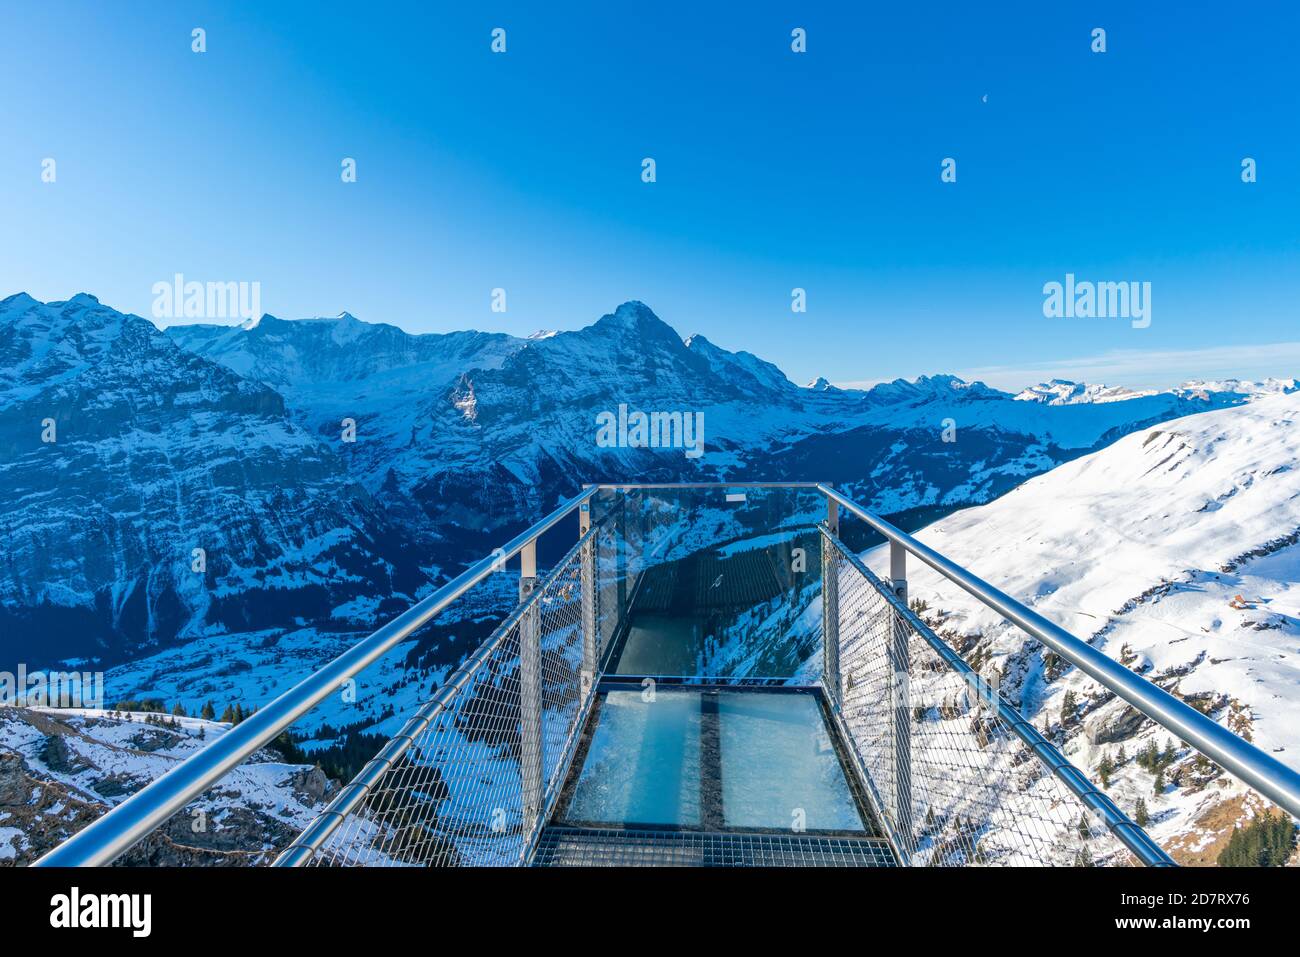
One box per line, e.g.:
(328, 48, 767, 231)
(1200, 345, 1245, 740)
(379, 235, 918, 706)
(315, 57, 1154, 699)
(171, 702, 186, 717)
(1134, 796, 1149, 828)
(233, 703, 245, 725)
(1098, 753, 1114, 788)
(1117, 744, 1127, 764)
(1060, 689, 1077, 726)
(1153, 768, 1165, 795)
(1218, 814, 1297, 867)
(1138, 739, 1159, 771)
(219, 704, 234, 723)
(200, 700, 215, 721)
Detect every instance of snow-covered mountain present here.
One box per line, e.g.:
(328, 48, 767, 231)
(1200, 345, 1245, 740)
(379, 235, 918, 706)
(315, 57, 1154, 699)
(1015, 376, 1298, 407)
(0, 293, 427, 665)
(866, 392, 1300, 863)
(164, 300, 1255, 547)
(1015, 379, 1155, 405)
(3, 292, 1279, 670)
(1175, 377, 1299, 401)
(5, 290, 1297, 865)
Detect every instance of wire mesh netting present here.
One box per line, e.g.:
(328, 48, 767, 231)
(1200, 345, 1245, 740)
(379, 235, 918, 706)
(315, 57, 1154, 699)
(824, 529, 1139, 866)
(287, 491, 1158, 868)
(294, 488, 834, 866)
(304, 531, 595, 867)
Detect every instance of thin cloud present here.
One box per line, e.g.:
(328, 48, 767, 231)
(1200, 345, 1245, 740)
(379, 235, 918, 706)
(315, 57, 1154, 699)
(835, 342, 1300, 393)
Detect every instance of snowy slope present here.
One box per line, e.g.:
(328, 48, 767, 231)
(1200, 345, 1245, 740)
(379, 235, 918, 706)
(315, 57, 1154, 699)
(0, 705, 332, 865)
(862, 392, 1300, 862)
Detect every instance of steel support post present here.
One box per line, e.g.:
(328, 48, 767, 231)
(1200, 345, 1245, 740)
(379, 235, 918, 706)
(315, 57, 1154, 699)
(625, 488, 643, 593)
(889, 540, 912, 860)
(822, 498, 841, 706)
(579, 504, 597, 697)
(615, 497, 628, 628)
(518, 540, 544, 842)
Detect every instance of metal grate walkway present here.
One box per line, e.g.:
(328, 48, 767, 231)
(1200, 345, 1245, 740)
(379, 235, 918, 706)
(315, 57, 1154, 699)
(532, 826, 898, 867)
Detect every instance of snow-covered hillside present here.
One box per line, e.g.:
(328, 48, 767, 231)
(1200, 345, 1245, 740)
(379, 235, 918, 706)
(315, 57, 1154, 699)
(0, 705, 332, 865)
(863, 392, 1300, 863)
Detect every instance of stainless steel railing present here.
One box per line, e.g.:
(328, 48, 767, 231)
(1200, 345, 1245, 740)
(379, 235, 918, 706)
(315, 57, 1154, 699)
(279, 526, 603, 866)
(33, 486, 601, 867)
(816, 483, 1300, 823)
(34, 481, 1300, 866)
(822, 528, 1171, 866)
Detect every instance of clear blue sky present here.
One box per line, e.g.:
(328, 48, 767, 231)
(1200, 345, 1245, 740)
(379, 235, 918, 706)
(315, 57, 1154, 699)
(2, 1, 1298, 390)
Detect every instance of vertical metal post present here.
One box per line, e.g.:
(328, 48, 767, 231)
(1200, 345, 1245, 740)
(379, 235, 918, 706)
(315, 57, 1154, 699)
(615, 494, 628, 628)
(625, 488, 643, 594)
(822, 496, 841, 706)
(579, 504, 596, 697)
(518, 539, 544, 843)
(889, 540, 912, 861)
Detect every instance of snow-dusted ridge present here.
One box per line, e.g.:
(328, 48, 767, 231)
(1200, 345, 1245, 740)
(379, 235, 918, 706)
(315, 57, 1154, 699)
(865, 392, 1300, 862)
(1015, 376, 1299, 407)
(1014, 378, 1156, 405)
(3, 291, 1291, 669)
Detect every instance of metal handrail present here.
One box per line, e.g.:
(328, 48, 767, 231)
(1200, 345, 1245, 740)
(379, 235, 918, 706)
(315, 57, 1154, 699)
(273, 524, 602, 867)
(818, 482, 1300, 822)
(36, 479, 1300, 866)
(823, 529, 1174, 866)
(32, 486, 599, 868)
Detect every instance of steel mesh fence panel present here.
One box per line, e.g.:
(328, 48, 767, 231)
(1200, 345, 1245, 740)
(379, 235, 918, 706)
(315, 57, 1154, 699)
(304, 534, 595, 867)
(826, 529, 1139, 866)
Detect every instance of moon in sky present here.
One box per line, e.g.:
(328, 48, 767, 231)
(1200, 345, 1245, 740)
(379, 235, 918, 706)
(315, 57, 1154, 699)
(981, 94, 988, 103)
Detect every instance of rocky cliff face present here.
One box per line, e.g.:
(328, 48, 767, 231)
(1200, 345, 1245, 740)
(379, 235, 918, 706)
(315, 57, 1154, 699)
(0, 706, 334, 866)
(0, 293, 426, 666)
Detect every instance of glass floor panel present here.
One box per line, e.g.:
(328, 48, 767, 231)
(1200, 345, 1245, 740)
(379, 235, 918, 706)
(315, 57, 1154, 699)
(556, 688, 869, 834)
(718, 693, 866, 832)
(561, 689, 703, 827)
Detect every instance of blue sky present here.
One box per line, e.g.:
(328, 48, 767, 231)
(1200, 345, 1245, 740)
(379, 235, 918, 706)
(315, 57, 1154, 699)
(2, 1, 1298, 390)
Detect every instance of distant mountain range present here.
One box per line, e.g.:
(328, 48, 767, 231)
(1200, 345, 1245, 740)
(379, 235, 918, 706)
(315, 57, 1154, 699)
(2, 291, 1293, 667)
